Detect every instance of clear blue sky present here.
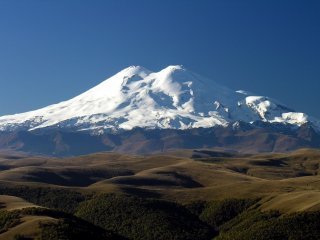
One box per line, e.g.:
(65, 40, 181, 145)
(0, 0, 319, 117)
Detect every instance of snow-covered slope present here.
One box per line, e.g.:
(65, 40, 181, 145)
(0, 65, 319, 133)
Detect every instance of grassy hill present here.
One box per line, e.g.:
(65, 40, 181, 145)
(0, 148, 319, 239)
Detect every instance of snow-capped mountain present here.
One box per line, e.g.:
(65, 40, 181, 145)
(0, 65, 319, 133)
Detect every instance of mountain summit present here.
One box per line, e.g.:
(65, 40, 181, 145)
(1, 65, 319, 133)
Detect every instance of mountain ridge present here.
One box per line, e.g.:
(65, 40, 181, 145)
(1, 65, 319, 134)
(1, 121, 319, 156)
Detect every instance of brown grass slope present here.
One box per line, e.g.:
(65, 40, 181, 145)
(0, 148, 319, 213)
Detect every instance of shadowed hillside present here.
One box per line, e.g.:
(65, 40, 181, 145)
(1, 122, 320, 156)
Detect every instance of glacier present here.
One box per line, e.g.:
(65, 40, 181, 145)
(0, 65, 319, 133)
